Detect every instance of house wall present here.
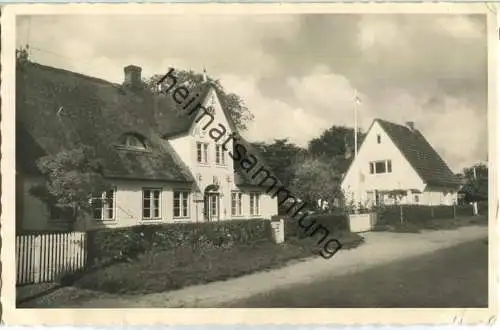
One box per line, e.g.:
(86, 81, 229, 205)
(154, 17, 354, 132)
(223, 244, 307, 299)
(341, 121, 426, 208)
(419, 186, 458, 206)
(169, 87, 277, 222)
(19, 88, 278, 232)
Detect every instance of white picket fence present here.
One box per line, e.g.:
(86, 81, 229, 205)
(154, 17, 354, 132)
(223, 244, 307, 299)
(16, 232, 87, 285)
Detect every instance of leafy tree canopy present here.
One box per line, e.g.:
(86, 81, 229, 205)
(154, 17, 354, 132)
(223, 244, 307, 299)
(145, 70, 254, 132)
(30, 145, 111, 226)
(460, 163, 488, 203)
(289, 155, 344, 211)
(308, 125, 365, 159)
(251, 138, 307, 188)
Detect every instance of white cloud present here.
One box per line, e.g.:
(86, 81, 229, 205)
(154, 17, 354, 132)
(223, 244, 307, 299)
(17, 14, 486, 171)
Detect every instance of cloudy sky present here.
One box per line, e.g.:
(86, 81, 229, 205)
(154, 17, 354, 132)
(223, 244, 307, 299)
(16, 13, 487, 172)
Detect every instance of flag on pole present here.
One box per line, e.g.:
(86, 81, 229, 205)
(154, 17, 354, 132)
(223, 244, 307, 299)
(354, 90, 362, 105)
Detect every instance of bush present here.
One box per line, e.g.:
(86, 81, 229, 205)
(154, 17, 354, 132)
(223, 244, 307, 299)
(86, 218, 273, 267)
(456, 204, 474, 217)
(284, 213, 348, 239)
(377, 205, 466, 226)
(478, 201, 489, 215)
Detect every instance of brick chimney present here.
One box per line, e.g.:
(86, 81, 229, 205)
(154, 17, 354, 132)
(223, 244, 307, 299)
(124, 65, 142, 89)
(406, 121, 415, 131)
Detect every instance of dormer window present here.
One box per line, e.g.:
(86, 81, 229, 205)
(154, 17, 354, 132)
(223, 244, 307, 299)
(118, 133, 148, 150)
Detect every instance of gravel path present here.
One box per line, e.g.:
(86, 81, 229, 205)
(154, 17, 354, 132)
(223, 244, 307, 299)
(70, 225, 487, 308)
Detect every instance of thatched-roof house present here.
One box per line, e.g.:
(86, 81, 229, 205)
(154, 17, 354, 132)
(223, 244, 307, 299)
(16, 62, 279, 231)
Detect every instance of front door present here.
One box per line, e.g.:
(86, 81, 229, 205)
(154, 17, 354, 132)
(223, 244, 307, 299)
(374, 190, 380, 206)
(206, 193, 219, 221)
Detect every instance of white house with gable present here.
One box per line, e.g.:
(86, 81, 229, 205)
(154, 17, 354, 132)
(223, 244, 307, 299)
(341, 119, 462, 208)
(16, 62, 278, 232)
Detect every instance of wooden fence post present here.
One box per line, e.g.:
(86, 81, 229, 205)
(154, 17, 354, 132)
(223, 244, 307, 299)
(32, 235, 42, 284)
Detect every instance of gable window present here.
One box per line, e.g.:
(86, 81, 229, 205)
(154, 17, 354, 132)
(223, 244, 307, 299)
(173, 191, 190, 218)
(197, 142, 209, 164)
(375, 161, 386, 173)
(215, 145, 226, 165)
(92, 188, 116, 221)
(377, 134, 381, 144)
(249, 193, 260, 216)
(231, 191, 242, 216)
(119, 133, 147, 150)
(369, 160, 392, 174)
(143, 188, 161, 220)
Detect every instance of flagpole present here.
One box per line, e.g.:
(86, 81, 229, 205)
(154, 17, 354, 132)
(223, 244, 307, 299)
(354, 90, 359, 213)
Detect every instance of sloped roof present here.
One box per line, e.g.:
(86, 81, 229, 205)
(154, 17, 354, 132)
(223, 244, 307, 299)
(157, 82, 212, 139)
(376, 119, 462, 188)
(16, 61, 194, 182)
(233, 136, 285, 190)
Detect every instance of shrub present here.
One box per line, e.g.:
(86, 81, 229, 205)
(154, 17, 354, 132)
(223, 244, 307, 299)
(284, 213, 348, 239)
(456, 204, 474, 217)
(86, 218, 273, 267)
(478, 201, 489, 215)
(377, 205, 466, 226)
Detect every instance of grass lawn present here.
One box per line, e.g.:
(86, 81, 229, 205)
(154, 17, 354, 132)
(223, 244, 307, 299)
(374, 214, 488, 233)
(19, 231, 364, 307)
(224, 238, 488, 308)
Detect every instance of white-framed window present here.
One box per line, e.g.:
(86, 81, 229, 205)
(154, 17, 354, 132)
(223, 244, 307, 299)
(249, 192, 260, 216)
(231, 191, 242, 216)
(210, 194, 219, 218)
(92, 188, 116, 221)
(197, 142, 209, 164)
(369, 160, 392, 174)
(119, 134, 147, 150)
(143, 188, 161, 220)
(173, 191, 190, 218)
(215, 145, 226, 165)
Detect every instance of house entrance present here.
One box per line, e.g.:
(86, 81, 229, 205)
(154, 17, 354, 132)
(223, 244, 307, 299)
(204, 184, 220, 222)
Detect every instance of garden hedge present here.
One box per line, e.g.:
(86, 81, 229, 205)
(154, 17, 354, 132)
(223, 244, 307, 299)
(86, 218, 273, 267)
(376, 204, 476, 226)
(283, 213, 348, 239)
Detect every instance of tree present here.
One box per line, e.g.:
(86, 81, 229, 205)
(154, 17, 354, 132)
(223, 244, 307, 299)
(145, 70, 254, 132)
(460, 163, 488, 203)
(308, 125, 365, 175)
(308, 125, 364, 158)
(16, 45, 30, 64)
(289, 156, 344, 212)
(251, 138, 307, 188)
(29, 145, 111, 230)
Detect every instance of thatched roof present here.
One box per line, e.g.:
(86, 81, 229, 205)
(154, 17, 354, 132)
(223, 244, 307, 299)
(16, 62, 194, 182)
(16, 62, 278, 188)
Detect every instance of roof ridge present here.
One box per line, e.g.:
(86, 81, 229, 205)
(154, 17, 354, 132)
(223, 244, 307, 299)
(21, 61, 121, 88)
(376, 119, 460, 187)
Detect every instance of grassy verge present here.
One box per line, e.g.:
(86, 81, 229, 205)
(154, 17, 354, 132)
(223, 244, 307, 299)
(374, 215, 488, 233)
(56, 231, 364, 296)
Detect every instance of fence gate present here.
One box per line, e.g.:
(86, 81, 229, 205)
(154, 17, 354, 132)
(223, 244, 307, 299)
(16, 232, 87, 285)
